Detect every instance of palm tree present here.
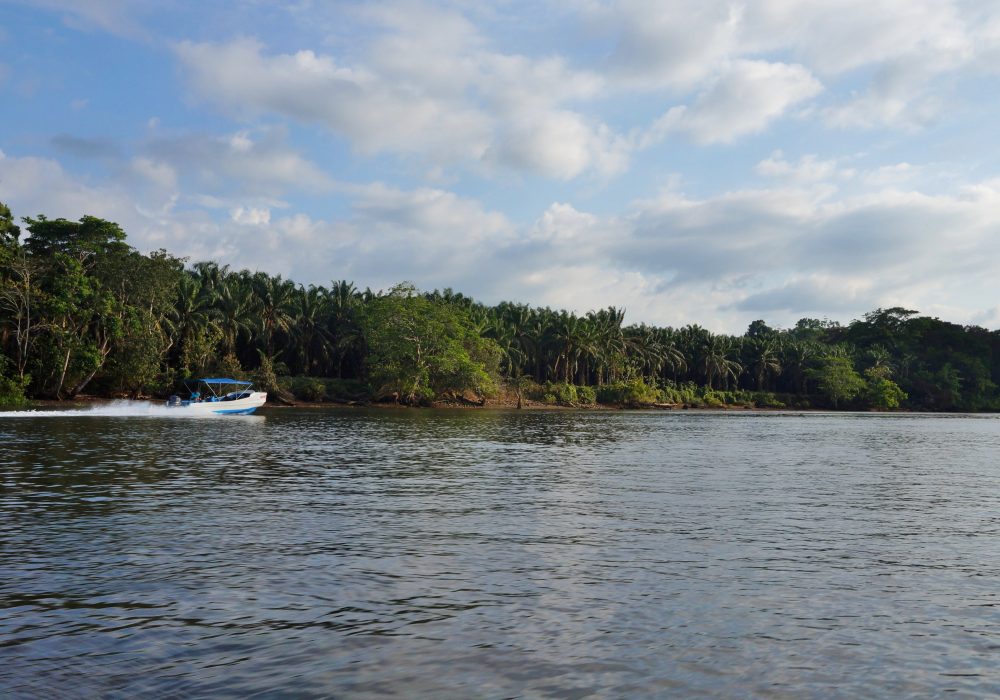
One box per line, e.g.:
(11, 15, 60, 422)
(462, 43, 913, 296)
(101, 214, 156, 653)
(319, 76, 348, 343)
(780, 340, 816, 394)
(502, 303, 539, 380)
(587, 307, 626, 384)
(214, 277, 256, 356)
(866, 344, 895, 377)
(483, 315, 523, 377)
(169, 273, 218, 372)
(701, 333, 742, 390)
(624, 324, 664, 382)
(745, 336, 782, 390)
(523, 313, 550, 382)
(548, 312, 589, 382)
(678, 324, 711, 385)
(327, 280, 362, 378)
(294, 285, 332, 375)
(655, 327, 687, 382)
(252, 273, 296, 359)
(191, 261, 230, 298)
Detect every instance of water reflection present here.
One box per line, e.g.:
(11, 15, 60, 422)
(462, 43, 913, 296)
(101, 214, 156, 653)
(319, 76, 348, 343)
(2, 409, 1000, 697)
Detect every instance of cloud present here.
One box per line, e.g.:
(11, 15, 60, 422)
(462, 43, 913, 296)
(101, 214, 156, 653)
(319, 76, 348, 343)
(40, 124, 333, 213)
(859, 163, 922, 187)
(145, 127, 335, 196)
(131, 157, 177, 190)
(754, 153, 936, 192)
(599, 0, 975, 81)
(744, 1, 976, 129)
(14, 0, 150, 39)
(175, 38, 494, 163)
(742, 0, 972, 76)
(734, 275, 877, 314)
(230, 206, 271, 226)
(0, 151, 136, 223)
(595, 0, 992, 131)
(649, 61, 823, 145)
(609, 181, 1000, 328)
(194, 183, 521, 293)
(755, 152, 841, 182)
(618, 184, 997, 283)
(345, 182, 516, 285)
(973, 305, 1000, 328)
(174, 27, 624, 179)
(51, 134, 120, 159)
(596, 0, 741, 90)
(163, 0, 1000, 183)
(5, 147, 1000, 331)
(821, 56, 955, 129)
(486, 110, 630, 179)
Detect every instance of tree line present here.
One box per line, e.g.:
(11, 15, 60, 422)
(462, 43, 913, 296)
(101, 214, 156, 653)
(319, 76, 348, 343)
(2, 204, 999, 410)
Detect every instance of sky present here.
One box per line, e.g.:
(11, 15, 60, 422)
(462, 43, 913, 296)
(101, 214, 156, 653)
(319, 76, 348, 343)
(1, 0, 1000, 333)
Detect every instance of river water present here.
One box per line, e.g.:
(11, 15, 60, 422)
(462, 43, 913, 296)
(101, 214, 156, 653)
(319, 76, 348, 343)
(2, 407, 1000, 698)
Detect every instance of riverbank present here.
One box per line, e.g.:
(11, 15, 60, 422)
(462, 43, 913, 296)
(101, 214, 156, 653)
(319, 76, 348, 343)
(5, 395, 763, 412)
(3, 387, 933, 412)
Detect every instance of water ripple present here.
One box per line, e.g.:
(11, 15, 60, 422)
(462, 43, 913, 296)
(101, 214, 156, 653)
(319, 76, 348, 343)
(2, 409, 1000, 697)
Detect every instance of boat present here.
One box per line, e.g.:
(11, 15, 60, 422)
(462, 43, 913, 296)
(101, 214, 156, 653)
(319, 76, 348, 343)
(165, 378, 267, 414)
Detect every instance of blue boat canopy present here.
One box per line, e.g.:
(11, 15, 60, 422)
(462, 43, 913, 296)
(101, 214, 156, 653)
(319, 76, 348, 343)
(196, 378, 253, 385)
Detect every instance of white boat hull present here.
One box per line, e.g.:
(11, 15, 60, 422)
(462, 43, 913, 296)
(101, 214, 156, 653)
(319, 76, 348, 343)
(167, 392, 267, 414)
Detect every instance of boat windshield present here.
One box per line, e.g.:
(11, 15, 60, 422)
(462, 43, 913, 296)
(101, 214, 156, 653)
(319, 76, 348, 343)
(185, 378, 254, 399)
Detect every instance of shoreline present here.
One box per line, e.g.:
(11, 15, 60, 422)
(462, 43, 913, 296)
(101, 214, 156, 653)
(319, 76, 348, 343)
(6, 395, 942, 414)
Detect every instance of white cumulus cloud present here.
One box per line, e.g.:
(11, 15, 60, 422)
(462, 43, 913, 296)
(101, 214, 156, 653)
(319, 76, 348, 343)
(230, 206, 271, 226)
(649, 60, 823, 145)
(174, 22, 625, 179)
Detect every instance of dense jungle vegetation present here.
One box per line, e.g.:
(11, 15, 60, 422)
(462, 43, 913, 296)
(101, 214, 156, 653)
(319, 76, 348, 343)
(2, 205, 999, 410)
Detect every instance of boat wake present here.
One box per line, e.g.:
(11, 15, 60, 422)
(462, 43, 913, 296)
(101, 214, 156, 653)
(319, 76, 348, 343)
(0, 400, 244, 418)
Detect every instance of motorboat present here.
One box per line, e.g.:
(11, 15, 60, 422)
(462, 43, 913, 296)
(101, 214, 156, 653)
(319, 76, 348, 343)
(166, 378, 267, 414)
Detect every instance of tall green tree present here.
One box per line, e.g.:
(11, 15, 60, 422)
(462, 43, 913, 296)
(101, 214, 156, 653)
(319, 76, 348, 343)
(0, 202, 20, 263)
(809, 355, 865, 408)
(360, 283, 499, 404)
(252, 273, 296, 359)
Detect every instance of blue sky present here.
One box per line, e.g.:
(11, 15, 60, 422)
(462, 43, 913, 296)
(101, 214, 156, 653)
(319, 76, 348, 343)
(2, 0, 1000, 332)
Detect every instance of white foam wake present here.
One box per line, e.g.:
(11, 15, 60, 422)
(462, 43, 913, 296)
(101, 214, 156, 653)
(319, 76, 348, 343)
(0, 400, 228, 418)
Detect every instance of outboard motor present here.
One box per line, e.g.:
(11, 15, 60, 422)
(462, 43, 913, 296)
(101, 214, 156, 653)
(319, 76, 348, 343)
(167, 394, 182, 406)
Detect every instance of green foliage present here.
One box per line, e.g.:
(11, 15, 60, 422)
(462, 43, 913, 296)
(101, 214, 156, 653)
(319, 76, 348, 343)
(576, 385, 596, 405)
(3, 200, 1000, 413)
(752, 392, 787, 408)
(0, 374, 29, 406)
(212, 353, 247, 381)
(660, 381, 701, 405)
(507, 375, 536, 408)
(702, 391, 726, 408)
(0, 202, 20, 267)
(103, 309, 169, 397)
(0, 355, 28, 406)
(924, 363, 963, 410)
(290, 377, 326, 402)
(360, 283, 499, 404)
(181, 325, 223, 376)
(864, 368, 908, 410)
(22, 215, 128, 265)
(540, 382, 576, 405)
(808, 356, 866, 408)
(528, 382, 596, 406)
(279, 376, 369, 402)
(596, 379, 661, 407)
(253, 352, 281, 395)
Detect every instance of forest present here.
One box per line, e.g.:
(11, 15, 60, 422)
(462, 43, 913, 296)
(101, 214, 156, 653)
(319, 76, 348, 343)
(2, 204, 999, 411)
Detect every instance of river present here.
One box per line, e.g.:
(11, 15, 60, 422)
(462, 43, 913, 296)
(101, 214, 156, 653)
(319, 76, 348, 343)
(2, 407, 1000, 697)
